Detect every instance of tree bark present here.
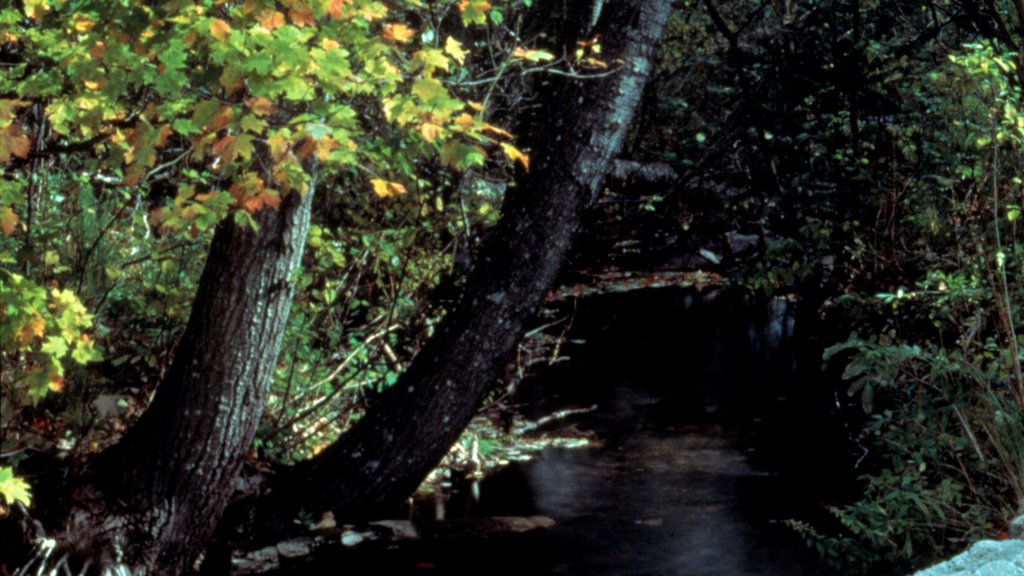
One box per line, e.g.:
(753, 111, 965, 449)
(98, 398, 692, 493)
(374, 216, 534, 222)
(265, 0, 674, 523)
(59, 178, 316, 574)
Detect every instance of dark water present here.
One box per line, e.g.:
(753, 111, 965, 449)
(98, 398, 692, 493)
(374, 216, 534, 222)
(291, 290, 848, 575)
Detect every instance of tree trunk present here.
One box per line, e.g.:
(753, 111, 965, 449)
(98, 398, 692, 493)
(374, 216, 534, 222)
(60, 179, 316, 574)
(265, 0, 674, 523)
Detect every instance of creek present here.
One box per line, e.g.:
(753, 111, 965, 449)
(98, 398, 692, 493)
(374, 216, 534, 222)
(283, 289, 851, 575)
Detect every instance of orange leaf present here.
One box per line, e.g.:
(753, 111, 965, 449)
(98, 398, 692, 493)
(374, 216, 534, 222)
(245, 98, 276, 117)
(48, 375, 64, 393)
(296, 136, 315, 159)
(210, 18, 231, 41)
(326, 0, 350, 19)
(257, 10, 286, 31)
(0, 206, 18, 235)
(17, 316, 45, 346)
(211, 134, 237, 163)
(0, 123, 31, 163)
(454, 113, 474, 128)
(288, 6, 316, 27)
(382, 23, 414, 43)
(210, 106, 234, 132)
(314, 136, 340, 160)
(500, 142, 529, 171)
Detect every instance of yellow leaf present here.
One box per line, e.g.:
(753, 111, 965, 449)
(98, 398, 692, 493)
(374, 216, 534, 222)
(445, 37, 468, 65)
(83, 79, 104, 91)
(321, 38, 341, 50)
(382, 23, 414, 43)
(48, 375, 64, 393)
(454, 113, 474, 128)
(210, 18, 231, 41)
(314, 136, 340, 160)
(501, 142, 529, 171)
(0, 207, 18, 235)
(481, 123, 512, 138)
(24, 0, 50, 20)
(267, 133, 290, 161)
(370, 178, 406, 198)
(420, 122, 441, 143)
(467, 101, 484, 111)
(73, 16, 97, 33)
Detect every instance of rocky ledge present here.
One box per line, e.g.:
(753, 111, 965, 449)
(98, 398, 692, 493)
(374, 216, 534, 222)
(913, 517, 1024, 576)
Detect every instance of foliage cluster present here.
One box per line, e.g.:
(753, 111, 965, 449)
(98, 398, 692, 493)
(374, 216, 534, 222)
(0, 0, 563, 512)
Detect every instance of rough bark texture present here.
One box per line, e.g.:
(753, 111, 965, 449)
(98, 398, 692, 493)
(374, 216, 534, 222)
(68, 182, 316, 574)
(268, 0, 673, 522)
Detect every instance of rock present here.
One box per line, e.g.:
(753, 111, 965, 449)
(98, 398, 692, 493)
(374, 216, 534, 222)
(1010, 515, 1024, 539)
(231, 545, 280, 575)
(368, 519, 420, 541)
(913, 539, 1024, 576)
(726, 231, 760, 255)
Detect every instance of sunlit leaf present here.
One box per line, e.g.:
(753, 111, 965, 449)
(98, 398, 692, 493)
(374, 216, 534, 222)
(382, 23, 414, 43)
(0, 467, 31, 508)
(0, 206, 18, 235)
(500, 142, 529, 171)
(371, 178, 407, 198)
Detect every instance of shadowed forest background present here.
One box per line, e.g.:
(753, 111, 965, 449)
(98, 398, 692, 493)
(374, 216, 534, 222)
(1, 0, 1024, 574)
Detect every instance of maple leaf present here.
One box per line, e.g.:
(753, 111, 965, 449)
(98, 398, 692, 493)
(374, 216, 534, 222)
(501, 142, 529, 171)
(17, 317, 46, 346)
(370, 178, 406, 198)
(314, 135, 340, 160)
(257, 10, 287, 31)
(0, 467, 32, 508)
(420, 122, 442, 143)
(445, 37, 468, 65)
(0, 123, 31, 163)
(211, 134, 238, 165)
(288, 6, 316, 27)
(210, 18, 232, 41)
(246, 98, 276, 117)
(382, 23, 414, 43)
(267, 133, 290, 161)
(457, 0, 491, 25)
(326, 0, 350, 19)
(1, 206, 18, 235)
(210, 106, 234, 132)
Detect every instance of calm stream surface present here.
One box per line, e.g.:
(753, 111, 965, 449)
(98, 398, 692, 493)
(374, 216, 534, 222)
(298, 291, 847, 575)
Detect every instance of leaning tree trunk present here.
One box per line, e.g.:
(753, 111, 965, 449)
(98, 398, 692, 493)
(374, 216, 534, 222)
(266, 0, 674, 522)
(57, 180, 316, 574)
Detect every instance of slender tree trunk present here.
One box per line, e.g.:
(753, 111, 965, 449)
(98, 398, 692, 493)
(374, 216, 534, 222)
(265, 0, 674, 523)
(59, 178, 316, 574)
